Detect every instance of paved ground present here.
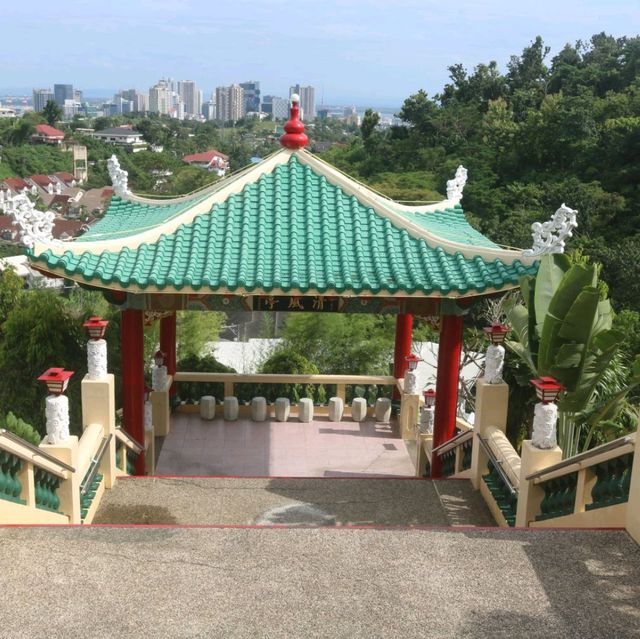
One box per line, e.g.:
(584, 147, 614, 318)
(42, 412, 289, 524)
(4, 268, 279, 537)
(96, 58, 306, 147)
(93, 477, 496, 527)
(1, 526, 638, 638)
(155, 414, 415, 477)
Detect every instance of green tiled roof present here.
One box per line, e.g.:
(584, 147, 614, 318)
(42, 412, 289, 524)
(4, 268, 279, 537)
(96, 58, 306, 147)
(32, 155, 537, 296)
(396, 206, 498, 248)
(77, 193, 210, 242)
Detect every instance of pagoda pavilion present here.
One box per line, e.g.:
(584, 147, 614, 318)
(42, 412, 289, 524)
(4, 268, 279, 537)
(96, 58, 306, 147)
(16, 96, 548, 476)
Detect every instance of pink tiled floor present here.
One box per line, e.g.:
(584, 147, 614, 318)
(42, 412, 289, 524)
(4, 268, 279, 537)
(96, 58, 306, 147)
(155, 413, 415, 477)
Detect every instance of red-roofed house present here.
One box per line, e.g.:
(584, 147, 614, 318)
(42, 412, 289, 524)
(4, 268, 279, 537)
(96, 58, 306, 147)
(183, 150, 229, 176)
(26, 174, 55, 190)
(31, 124, 65, 145)
(53, 172, 77, 187)
(1, 178, 30, 196)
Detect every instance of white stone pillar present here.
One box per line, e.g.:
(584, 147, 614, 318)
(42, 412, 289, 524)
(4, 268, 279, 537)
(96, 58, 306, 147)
(419, 406, 435, 435)
(45, 395, 70, 444)
(87, 339, 108, 380)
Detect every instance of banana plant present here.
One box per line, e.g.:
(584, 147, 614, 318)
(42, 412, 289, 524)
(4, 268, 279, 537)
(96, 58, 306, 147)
(505, 254, 636, 457)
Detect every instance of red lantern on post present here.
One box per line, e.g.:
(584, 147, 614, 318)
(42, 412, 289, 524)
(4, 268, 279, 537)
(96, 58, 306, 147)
(530, 376, 565, 404)
(483, 323, 509, 345)
(405, 353, 420, 372)
(423, 388, 436, 408)
(83, 316, 109, 340)
(38, 368, 74, 395)
(153, 350, 165, 367)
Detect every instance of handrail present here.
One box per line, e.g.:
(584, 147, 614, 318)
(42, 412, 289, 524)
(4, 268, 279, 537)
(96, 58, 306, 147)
(0, 429, 75, 474)
(174, 372, 397, 386)
(526, 434, 636, 482)
(477, 434, 518, 496)
(115, 427, 143, 455)
(80, 435, 111, 495)
(456, 417, 474, 432)
(432, 429, 474, 456)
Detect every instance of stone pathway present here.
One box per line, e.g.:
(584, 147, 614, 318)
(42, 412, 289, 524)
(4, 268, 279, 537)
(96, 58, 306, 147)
(155, 414, 415, 477)
(1, 526, 638, 638)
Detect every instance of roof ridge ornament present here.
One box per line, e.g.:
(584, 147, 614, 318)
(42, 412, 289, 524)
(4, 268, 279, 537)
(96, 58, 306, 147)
(522, 203, 578, 258)
(8, 193, 62, 249)
(446, 165, 468, 203)
(107, 155, 131, 198)
(280, 94, 309, 150)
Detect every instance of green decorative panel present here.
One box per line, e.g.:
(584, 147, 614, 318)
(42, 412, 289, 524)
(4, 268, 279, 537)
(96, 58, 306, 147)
(32, 156, 538, 296)
(483, 466, 517, 526)
(34, 468, 61, 512)
(586, 453, 633, 511)
(0, 450, 24, 505)
(536, 473, 578, 521)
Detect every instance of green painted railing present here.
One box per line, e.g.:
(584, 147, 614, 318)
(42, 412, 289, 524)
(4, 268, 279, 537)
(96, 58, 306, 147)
(536, 473, 578, 521)
(483, 465, 517, 526)
(34, 468, 61, 512)
(461, 438, 473, 471)
(80, 472, 103, 522)
(440, 449, 456, 477)
(116, 449, 136, 475)
(0, 450, 24, 505)
(586, 453, 633, 510)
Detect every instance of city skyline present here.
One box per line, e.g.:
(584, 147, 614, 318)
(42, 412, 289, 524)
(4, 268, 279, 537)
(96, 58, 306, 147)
(0, 0, 637, 106)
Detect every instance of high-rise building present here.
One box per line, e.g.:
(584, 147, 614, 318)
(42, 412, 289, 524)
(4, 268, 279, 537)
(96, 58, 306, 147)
(33, 88, 54, 112)
(54, 84, 74, 107)
(289, 84, 316, 120)
(148, 80, 172, 115)
(119, 89, 148, 113)
(178, 80, 201, 116)
(215, 84, 245, 123)
(240, 81, 260, 113)
(262, 95, 288, 120)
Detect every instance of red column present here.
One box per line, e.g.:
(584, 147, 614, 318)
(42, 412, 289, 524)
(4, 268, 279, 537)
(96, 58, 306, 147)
(430, 313, 464, 478)
(121, 309, 145, 475)
(393, 313, 413, 400)
(160, 313, 177, 397)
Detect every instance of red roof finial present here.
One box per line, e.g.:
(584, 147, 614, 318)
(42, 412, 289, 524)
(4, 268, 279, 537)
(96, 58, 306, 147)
(280, 94, 308, 150)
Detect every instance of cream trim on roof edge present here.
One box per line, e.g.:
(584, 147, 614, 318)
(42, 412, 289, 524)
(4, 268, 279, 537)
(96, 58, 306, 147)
(32, 148, 535, 267)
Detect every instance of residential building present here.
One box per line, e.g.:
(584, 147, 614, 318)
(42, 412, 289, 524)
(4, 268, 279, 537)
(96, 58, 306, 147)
(178, 80, 201, 116)
(33, 88, 54, 112)
(31, 124, 65, 145)
(289, 84, 316, 120)
(202, 100, 216, 121)
(91, 125, 147, 152)
(215, 84, 245, 123)
(183, 150, 229, 176)
(54, 84, 74, 107)
(0, 106, 17, 118)
(240, 81, 261, 114)
(149, 80, 172, 115)
(262, 95, 288, 120)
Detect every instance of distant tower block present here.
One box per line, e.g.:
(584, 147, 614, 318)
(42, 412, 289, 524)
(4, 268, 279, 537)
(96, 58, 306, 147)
(73, 145, 88, 183)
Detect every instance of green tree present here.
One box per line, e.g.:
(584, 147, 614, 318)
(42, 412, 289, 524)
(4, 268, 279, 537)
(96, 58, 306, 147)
(177, 311, 225, 359)
(42, 100, 63, 126)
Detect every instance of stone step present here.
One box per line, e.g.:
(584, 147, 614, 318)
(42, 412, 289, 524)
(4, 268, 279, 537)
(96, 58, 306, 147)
(93, 477, 497, 527)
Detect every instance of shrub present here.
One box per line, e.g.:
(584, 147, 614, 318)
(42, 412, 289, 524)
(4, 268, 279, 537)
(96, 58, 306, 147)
(258, 348, 319, 403)
(2, 412, 42, 446)
(176, 354, 236, 403)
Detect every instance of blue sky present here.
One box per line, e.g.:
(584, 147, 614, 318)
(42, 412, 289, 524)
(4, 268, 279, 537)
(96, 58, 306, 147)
(2, 0, 638, 105)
